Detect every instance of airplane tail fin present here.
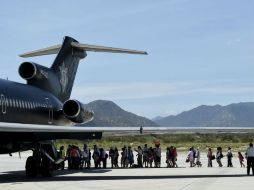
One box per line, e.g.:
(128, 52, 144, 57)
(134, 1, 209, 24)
(20, 36, 147, 101)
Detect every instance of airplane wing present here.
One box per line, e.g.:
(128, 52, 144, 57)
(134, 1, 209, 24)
(0, 122, 159, 142)
(0, 122, 161, 132)
(2, 122, 252, 142)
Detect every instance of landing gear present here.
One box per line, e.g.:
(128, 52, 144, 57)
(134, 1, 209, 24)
(41, 159, 54, 177)
(25, 156, 39, 177)
(25, 141, 58, 177)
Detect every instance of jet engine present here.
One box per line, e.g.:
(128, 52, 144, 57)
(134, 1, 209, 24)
(19, 62, 51, 80)
(63, 99, 94, 124)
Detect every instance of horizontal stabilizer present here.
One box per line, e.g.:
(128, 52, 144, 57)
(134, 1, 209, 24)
(71, 42, 147, 55)
(20, 42, 147, 58)
(19, 44, 62, 58)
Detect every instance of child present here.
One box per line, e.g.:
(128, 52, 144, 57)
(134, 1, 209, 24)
(238, 152, 245, 167)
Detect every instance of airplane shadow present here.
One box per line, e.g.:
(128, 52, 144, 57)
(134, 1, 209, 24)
(0, 169, 249, 183)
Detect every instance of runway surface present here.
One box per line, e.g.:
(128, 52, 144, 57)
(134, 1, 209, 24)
(0, 151, 253, 190)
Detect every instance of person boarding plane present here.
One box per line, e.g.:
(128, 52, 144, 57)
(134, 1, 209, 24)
(0, 36, 147, 177)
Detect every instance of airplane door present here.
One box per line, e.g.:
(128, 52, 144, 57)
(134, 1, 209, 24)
(0, 94, 6, 114)
(45, 98, 53, 124)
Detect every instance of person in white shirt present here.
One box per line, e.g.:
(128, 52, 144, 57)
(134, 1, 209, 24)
(187, 148, 195, 167)
(196, 147, 202, 167)
(246, 143, 254, 175)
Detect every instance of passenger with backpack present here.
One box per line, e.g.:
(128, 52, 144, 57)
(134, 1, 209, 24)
(227, 147, 233, 167)
(207, 148, 213, 167)
(216, 147, 223, 167)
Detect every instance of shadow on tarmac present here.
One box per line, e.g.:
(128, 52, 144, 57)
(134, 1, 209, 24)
(0, 168, 249, 183)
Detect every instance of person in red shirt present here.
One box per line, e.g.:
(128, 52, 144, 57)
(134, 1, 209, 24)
(172, 146, 178, 168)
(238, 152, 245, 167)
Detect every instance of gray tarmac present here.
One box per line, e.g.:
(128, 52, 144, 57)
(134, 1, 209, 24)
(0, 151, 253, 190)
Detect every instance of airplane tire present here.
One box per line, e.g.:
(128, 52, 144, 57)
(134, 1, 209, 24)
(25, 156, 38, 177)
(41, 160, 54, 177)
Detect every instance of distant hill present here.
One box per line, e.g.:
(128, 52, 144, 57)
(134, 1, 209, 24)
(154, 102, 254, 127)
(82, 100, 157, 127)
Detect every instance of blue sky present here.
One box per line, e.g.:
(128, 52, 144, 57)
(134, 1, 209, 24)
(1, 0, 254, 118)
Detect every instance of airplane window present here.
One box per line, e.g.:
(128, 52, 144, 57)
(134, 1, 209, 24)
(21, 101, 24, 109)
(6, 99, 9, 107)
(10, 99, 13, 107)
(15, 100, 18, 108)
(12, 99, 16, 107)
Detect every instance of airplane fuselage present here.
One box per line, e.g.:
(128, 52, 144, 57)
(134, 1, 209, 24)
(0, 78, 72, 126)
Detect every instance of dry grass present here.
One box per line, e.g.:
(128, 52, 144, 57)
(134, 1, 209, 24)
(56, 133, 254, 152)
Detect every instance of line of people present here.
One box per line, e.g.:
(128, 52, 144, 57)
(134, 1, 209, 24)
(207, 147, 240, 168)
(120, 144, 163, 168)
(207, 143, 254, 176)
(186, 146, 248, 169)
(186, 143, 254, 176)
(59, 143, 169, 169)
(58, 142, 254, 176)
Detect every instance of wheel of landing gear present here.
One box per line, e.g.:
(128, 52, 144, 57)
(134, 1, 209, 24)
(41, 160, 54, 177)
(25, 156, 38, 177)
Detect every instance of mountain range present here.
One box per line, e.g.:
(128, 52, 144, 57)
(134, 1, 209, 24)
(80, 100, 254, 127)
(82, 100, 157, 127)
(154, 102, 254, 127)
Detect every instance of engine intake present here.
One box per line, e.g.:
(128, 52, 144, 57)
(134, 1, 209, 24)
(19, 62, 37, 80)
(63, 100, 94, 124)
(19, 62, 50, 80)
